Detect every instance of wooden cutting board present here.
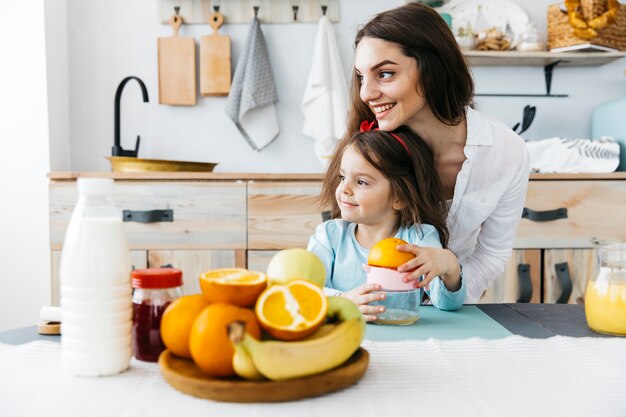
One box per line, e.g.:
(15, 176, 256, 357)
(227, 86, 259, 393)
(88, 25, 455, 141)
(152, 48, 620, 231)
(200, 11, 231, 96)
(159, 348, 369, 403)
(158, 13, 197, 106)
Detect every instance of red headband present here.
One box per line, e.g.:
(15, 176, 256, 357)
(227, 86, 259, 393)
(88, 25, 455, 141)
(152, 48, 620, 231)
(359, 120, 411, 156)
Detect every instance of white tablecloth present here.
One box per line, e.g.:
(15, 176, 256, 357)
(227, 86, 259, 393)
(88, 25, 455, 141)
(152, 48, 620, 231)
(1, 336, 625, 417)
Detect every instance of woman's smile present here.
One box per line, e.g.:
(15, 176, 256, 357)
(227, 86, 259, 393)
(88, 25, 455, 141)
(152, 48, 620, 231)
(372, 103, 396, 119)
(355, 37, 425, 131)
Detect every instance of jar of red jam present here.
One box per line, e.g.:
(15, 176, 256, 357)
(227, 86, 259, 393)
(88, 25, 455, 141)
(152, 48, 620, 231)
(131, 268, 182, 362)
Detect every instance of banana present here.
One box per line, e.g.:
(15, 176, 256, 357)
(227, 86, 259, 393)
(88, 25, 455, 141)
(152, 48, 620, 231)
(232, 342, 265, 380)
(304, 323, 337, 340)
(228, 296, 365, 381)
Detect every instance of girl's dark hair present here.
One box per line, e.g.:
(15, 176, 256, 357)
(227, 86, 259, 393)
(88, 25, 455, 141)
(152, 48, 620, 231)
(347, 3, 474, 135)
(320, 125, 449, 247)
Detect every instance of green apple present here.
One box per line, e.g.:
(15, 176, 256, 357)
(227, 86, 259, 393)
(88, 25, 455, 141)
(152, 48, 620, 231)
(266, 249, 326, 288)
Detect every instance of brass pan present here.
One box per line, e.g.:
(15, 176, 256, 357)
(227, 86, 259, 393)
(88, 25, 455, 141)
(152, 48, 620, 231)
(107, 156, 218, 173)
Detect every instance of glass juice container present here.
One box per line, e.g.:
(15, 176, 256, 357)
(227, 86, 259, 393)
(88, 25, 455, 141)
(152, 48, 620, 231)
(364, 264, 421, 325)
(585, 241, 626, 336)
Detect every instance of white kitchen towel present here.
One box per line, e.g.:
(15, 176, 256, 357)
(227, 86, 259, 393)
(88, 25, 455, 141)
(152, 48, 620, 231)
(2, 337, 626, 417)
(526, 137, 620, 173)
(225, 16, 279, 151)
(301, 15, 349, 167)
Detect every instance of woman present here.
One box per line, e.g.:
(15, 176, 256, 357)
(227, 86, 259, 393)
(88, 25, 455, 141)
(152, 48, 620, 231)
(338, 3, 530, 304)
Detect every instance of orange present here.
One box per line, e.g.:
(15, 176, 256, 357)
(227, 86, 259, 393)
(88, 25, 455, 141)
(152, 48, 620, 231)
(160, 294, 210, 359)
(199, 268, 267, 307)
(255, 279, 328, 341)
(189, 303, 261, 377)
(368, 237, 415, 268)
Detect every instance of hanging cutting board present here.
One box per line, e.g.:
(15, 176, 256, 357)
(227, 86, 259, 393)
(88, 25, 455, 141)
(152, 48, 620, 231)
(200, 11, 231, 96)
(158, 13, 197, 106)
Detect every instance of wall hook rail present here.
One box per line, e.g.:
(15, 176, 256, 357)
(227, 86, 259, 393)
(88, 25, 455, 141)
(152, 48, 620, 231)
(158, 0, 340, 24)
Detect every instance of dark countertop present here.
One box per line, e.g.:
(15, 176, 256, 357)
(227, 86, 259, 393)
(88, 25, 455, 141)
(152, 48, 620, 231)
(0, 303, 619, 345)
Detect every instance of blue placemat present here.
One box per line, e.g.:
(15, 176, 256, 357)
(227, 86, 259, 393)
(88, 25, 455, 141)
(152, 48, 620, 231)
(365, 305, 512, 341)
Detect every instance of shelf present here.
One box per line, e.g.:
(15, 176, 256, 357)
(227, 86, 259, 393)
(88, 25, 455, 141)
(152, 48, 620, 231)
(464, 51, 625, 67)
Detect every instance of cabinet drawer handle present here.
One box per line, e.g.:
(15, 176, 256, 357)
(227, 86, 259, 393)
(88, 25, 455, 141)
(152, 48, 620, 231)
(554, 262, 573, 304)
(522, 207, 567, 222)
(517, 263, 532, 303)
(123, 209, 174, 223)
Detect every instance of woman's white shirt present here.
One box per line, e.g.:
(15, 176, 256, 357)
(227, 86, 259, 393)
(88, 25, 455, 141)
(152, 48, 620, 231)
(447, 107, 530, 302)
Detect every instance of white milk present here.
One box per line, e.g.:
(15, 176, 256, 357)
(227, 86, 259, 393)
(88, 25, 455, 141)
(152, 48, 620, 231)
(60, 217, 131, 287)
(60, 178, 132, 377)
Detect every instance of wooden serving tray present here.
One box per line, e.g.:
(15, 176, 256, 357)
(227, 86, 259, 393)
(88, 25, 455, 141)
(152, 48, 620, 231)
(159, 348, 369, 403)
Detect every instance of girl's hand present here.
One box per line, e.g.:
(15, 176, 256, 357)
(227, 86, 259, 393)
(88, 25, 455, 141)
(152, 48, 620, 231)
(396, 245, 462, 292)
(340, 283, 386, 322)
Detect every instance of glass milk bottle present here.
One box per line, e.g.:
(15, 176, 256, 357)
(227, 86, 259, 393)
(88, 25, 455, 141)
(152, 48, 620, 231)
(60, 178, 133, 376)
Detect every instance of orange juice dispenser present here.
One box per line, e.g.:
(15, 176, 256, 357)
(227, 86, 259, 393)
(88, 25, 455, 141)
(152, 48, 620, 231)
(585, 240, 626, 336)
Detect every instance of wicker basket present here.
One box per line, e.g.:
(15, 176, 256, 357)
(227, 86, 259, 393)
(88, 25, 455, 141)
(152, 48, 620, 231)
(547, 1, 626, 51)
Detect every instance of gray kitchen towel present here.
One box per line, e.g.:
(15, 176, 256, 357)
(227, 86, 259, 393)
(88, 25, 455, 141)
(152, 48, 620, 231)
(226, 16, 279, 151)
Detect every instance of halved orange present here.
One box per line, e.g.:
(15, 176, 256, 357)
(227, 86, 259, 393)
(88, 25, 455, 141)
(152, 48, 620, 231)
(199, 268, 267, 307)
(255, 279, 328, 341)
(368, 237, 415, 268)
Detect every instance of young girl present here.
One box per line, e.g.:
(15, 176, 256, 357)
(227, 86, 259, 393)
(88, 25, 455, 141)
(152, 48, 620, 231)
(307, 122, 466, 322)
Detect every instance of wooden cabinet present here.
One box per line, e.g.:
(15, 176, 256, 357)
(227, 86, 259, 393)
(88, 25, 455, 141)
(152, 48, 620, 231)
(48, 177, 248, 304)
(514, 175, 626, 304)
(516, 180, 626, 248)
(49, 172, 626, 305)
(543, 249, 597, 305)
(247, 181, 324, 250)
(479, 250, 541, 304)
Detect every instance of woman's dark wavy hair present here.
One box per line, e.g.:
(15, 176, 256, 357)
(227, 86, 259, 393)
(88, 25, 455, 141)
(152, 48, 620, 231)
(320, 125, 449, 247)
(347, 3, 474, 136)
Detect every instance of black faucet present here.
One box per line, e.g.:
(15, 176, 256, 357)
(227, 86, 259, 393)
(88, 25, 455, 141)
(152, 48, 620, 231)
(113, 76, 149, 157)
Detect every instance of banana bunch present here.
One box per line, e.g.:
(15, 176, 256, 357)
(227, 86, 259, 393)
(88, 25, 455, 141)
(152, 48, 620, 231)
(229, 296, 365, 381)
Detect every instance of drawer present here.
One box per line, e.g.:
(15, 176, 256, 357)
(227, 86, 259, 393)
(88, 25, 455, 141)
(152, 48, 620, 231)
(248, 181, 326, 250)
(479, 250, 541, 304)
(515, 181, 626, 249)
(49, 181, 247, 250)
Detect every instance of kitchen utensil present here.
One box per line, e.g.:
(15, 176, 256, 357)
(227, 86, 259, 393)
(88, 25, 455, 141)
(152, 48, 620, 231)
(370, 289, 421, 325)
(512, 105, 536, 136)
(363, 264, 421, 325)
(519, 105, 536, 135)
(592, 95, 626, 171)
(106, 156, 217, 173)
(585, 239, 626, 336)
(200, 9, 231, 96)
(363, 264, 414, 291)
(158, 348, 369, 402)
(158, 8, 197, 106)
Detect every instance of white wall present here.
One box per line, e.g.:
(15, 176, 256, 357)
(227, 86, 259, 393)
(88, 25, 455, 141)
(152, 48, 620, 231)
(0, 0, 51, 331)
(56, 0, 625, 174)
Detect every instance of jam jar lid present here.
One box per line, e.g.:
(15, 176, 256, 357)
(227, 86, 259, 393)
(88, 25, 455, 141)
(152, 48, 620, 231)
(131, 268, 183, 289)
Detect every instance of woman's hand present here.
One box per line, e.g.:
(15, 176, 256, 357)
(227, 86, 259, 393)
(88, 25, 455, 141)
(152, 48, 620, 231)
(396, 244, 462, 292)
(340, 283, 386, 322)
